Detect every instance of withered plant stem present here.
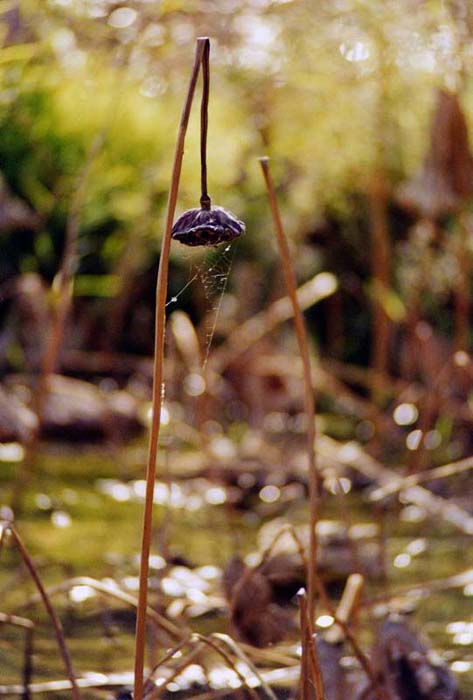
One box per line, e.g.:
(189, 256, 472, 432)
(146, 644, 205, 700)
(22, 575, 185, 639)
(144, 638, 190, 694)
(200, 40, 211, 210)
(259, 157, 319, 626)
(133, 37, 209, 700)
(5, 524, 79, 700)
(313, 576, 380, 698)
(211, 633, 278, 700)
(195, 635, 260, 700)
(298, 590, 324, 700)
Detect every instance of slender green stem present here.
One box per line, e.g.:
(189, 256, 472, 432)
(259, 157, 319, 627)
(133, 37, 209, 700)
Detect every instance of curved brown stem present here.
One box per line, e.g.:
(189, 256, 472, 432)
(6, 525, 79, 700)
(194, 635, 260, 700)
(143, 638, 190, 694)
(133, 37, 209, 700)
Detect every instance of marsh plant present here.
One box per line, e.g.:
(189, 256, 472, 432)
(133, 37, 246, 700)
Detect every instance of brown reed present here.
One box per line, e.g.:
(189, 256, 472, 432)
(259, 157, 320, 626)
(133, 37, 210, 700)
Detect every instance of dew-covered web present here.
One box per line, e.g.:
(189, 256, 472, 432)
(166, 242, 236, 369)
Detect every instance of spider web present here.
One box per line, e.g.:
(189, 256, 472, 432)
(166, 242, 236, 369)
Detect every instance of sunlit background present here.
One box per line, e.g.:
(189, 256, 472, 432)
(1, 1, 473, 698)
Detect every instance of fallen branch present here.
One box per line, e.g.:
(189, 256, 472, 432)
(318, 436, 473, 535)
(369, 454, 473, 501)
(17, 575, 185, 640)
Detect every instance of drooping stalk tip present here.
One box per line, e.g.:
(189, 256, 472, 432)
(134, 36, 245, 700)
(200, 36, 211, 211)
(170, 36, 245, 248)
(133, 38, 209, 700)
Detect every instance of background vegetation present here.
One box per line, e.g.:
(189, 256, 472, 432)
(2, 0, 472, 366)
(2, 2, 473, 698)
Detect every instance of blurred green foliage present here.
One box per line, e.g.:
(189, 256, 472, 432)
(1, 0, 473, 357)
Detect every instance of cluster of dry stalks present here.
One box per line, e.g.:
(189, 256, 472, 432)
(132, 37, 322, 700)
(3, 35, 473, 700)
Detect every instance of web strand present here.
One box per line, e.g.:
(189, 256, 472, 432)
(166, 242, 237, 369)
(200, 243, 235, 370)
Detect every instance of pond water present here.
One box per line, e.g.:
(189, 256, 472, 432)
(0, 438, 472, 699)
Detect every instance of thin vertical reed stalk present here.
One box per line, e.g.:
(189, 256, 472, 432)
(312, 575, 381, 699)
(200, 40, 211, 210)
(307, 638, 324, 700)
(133, 37, 209, 700)
(5, 524, 79, 700)
(298, 590, 324, 700)
(259, 157, 319, 626)
(299, 619, 309, 700)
